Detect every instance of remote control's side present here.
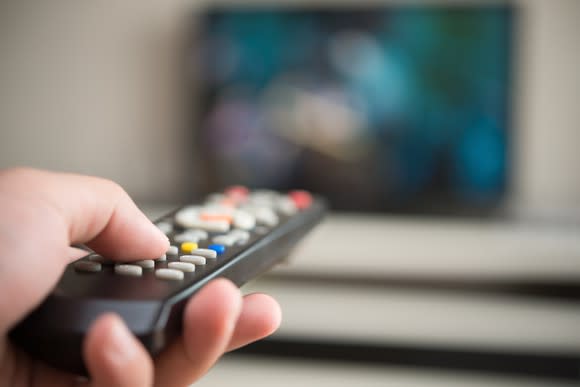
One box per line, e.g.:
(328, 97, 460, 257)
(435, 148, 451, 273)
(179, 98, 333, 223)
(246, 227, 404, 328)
(10, 188, 326, 375)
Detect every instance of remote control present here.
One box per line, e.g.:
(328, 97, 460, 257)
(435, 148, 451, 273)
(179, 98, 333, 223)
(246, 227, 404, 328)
(10, 187, 326, 375)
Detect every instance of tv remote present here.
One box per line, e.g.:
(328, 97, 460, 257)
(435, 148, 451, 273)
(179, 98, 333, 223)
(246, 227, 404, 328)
(10, 187, 326, 375)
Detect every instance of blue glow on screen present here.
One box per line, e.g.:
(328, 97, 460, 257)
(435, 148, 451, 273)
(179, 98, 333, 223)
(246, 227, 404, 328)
(195, 5, 513, 214)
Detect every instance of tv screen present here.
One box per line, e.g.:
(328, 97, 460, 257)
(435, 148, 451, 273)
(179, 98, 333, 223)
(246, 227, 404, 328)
(192, 4, 514, 215)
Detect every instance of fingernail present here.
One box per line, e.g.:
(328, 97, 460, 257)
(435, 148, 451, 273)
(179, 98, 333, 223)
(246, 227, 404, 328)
(105, 315, 137, 366)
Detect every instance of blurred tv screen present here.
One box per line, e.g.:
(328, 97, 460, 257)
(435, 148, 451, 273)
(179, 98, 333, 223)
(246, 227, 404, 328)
(192, 4, 514, 215)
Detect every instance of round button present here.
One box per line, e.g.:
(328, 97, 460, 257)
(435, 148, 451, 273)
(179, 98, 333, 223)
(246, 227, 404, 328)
(289, 190, 312, 209)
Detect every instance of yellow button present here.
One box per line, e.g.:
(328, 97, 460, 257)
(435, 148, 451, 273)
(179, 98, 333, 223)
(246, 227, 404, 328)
(180, 242, 198, 253)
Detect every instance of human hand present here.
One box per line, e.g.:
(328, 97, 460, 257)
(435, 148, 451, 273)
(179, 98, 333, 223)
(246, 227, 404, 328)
(0, 168, 281, 386)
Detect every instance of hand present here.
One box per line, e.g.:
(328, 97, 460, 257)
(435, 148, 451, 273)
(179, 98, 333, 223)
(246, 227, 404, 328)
(0, 168, 281, 386)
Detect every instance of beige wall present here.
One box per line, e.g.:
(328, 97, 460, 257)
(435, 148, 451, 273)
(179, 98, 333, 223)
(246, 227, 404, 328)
(0, 0, 578, 210)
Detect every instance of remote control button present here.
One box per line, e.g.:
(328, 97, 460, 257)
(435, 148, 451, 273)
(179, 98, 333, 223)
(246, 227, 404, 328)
(180, 255, 206, 265)
(173, 230, 208, 243)
(225, 185, 249, 204)
(156, 254, 167, 261)
(200, 213, 233, 223)
(187, 230, 209, 240)
(181, 242, 198, 254)
(114, 264, 143, 277)
(87, 254, 110, 264)
(191, 248, 217, 259)
(133, 259, 155, 269)
(168, 261, 196, 272)
(74, 261, 102, 273)
(249, 190, 278, 206)
(155, 268, 184, 281)
(166, 246, 179, 256)
(225, 185, 249, 196)
(276, 197, 298, 215)
(155, 221, 173, 235)
(255, 208, 278, 226)
(174, 206, 202, 227)
(226, 229, 250, 245)
(229, 229, 250, 242)
(176, 206, 231, 232)
(173, 234, 199, 244)
(186, 219, 230, 233)
(289, 190, 312, 209)
(203, 202, 236, 213)
(241, 206, 278, 226)
(233, 210, 255, 230)
(212, 235, 236, 246)
(208, 244, 226, 255)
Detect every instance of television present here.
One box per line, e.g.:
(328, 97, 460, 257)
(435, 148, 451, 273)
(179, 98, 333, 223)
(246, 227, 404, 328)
(191, 4, 514, 216)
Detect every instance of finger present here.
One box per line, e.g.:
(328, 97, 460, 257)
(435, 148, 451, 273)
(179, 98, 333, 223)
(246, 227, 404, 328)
(226, 293, 282, 352)
(154, 279, 242, 387)
(67, 246, 91, 262)
(84, 313, 153, 387)
(0, 167, 168, 262)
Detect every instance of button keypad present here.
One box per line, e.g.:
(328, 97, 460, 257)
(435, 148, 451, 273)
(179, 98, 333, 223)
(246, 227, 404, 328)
(70, 187, 313, 281)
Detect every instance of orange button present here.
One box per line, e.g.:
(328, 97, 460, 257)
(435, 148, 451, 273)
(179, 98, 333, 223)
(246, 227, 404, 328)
(219, 198, 236, 207)
(200, 213, 233, 223)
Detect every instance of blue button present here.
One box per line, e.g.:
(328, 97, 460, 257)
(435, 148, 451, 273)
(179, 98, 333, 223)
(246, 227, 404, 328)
(208, 244, 226, 255)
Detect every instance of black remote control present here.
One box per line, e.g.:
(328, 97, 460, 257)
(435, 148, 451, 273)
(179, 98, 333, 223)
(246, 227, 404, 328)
(10, 187, 326, 375)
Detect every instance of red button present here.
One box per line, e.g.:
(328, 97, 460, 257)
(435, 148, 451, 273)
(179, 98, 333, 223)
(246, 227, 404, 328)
(289, 190, 312, 209)
(225, 185, 249, 203)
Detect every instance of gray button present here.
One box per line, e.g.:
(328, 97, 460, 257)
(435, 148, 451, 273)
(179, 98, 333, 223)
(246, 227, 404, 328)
(156, 254, 167, 261)
(74, 261, 102, 273)
(212, 235, 236, 246)
(229, 229, 250, 244)
(173, 233, 195, 244)
(241, 205, 278, 226)
(191, 248, 217, 259)
(276, 197, 297, 215)
(133, 259, 155, 269)
(168, 261, 195, 272)
(185, 219, 230, 233)
(166, 246, 179, 256)
(114, 264, 143, 277)
(180, 255, 206, 265)
(155, 268, 184, 280)
(87, 254, 112, 264)
(233, 210, 255, 230)
(173, 229, 209, 243)
(254, 207, 278, 226)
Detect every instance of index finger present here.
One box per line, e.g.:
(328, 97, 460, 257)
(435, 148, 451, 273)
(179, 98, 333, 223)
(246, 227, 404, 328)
(0, 168, 168, 331)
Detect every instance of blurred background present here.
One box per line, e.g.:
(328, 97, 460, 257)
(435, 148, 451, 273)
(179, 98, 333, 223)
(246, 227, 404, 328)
(1, 0, 579, 385)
